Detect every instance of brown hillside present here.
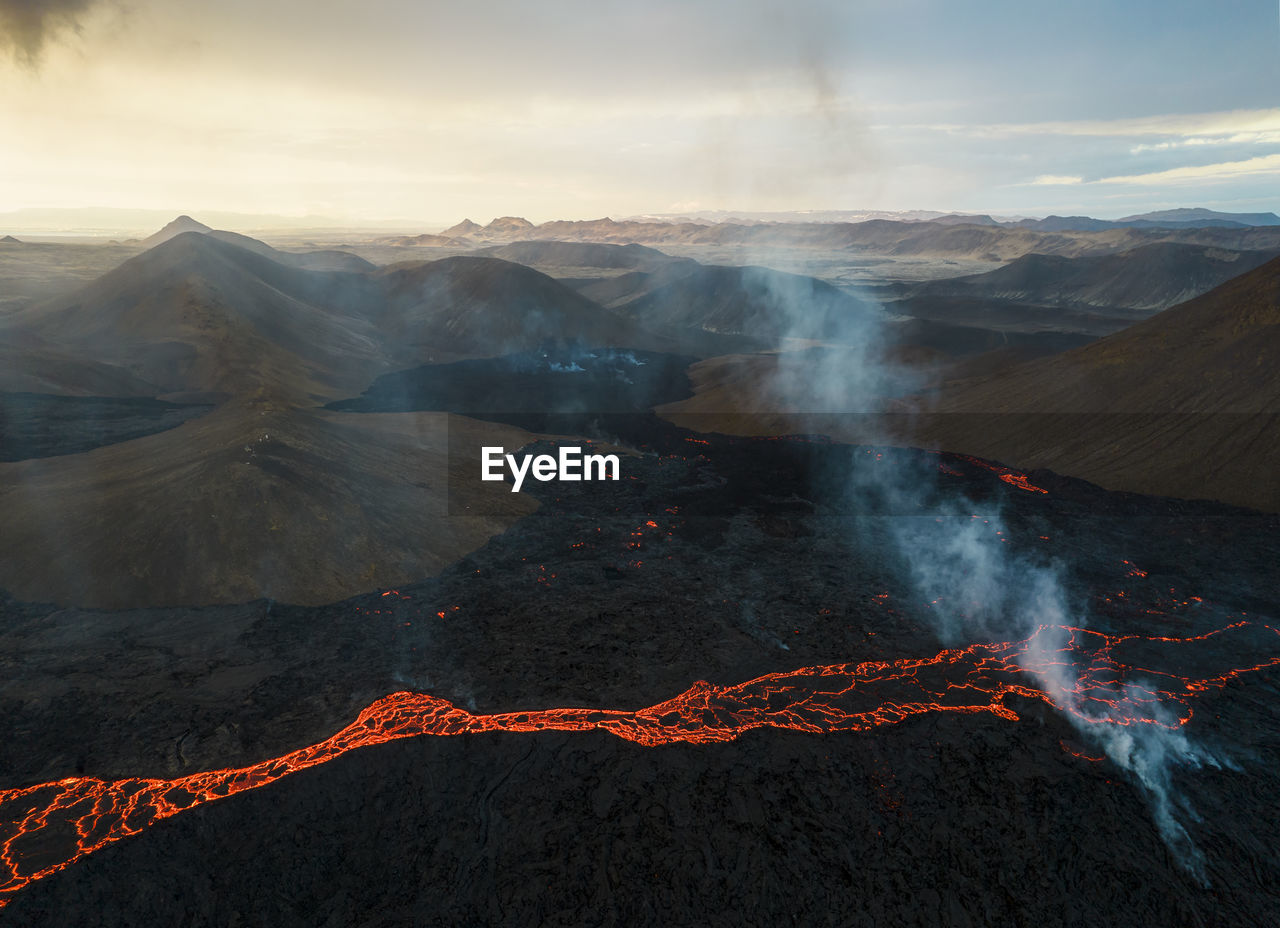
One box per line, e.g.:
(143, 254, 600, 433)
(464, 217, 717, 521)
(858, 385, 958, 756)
(911, 255, 1280, 510)
(0, 401, 537, 608)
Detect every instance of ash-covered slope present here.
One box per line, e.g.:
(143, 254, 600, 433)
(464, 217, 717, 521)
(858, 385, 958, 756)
(913, 255, 1280, 510)
(3, 231, 386, 400)
(0, 341, 163, 396)
(204, 229, 376, 273)
(0, 401, 537, 608)
(139, 215, 372, 270)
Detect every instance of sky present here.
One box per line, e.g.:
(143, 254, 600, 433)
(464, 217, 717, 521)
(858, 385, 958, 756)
(1, 0, 1277, 226)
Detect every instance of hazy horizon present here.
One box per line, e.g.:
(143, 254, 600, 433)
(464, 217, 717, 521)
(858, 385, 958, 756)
(5, 202, 1280, 240)
(2, 0, 1278, 224)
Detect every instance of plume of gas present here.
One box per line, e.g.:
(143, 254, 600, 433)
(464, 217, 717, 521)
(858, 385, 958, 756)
(751, 253, 1221, 882)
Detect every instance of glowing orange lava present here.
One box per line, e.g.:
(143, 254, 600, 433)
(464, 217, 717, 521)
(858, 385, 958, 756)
(951, 454, 1049, 494)
(2, 622, 1277, 908)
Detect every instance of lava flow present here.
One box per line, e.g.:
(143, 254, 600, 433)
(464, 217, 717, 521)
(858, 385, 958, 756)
(950, 454, 1049, 494)
(3, 622, 1278, 909)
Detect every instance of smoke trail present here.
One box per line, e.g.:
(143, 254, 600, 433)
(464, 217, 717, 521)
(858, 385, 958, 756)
(1019, 622, 1226, 884)
(886, 495, 1224, 884)
(753, 256, 1223, 883)
(729, 263, 919, 430)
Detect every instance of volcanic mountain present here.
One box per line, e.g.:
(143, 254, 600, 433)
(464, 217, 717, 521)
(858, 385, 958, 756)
(1, 231, 386, 401)
(142, 214, 374, 271)
(140, 214, 213, 247)
(479, 216, 536, 238)
(909, 255, 1280, 511)
(203, 229, 376, 272)
(441, 218, 483, 237)
(0, 233, 686, 607)
(467, 240, 886, 348)
(0, 399, 538, 608)
(373, 254, 673, 359)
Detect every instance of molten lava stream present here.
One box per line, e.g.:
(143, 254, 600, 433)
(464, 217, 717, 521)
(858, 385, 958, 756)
(2, 622, 1277, 908)
(948, 453, 1049, 494)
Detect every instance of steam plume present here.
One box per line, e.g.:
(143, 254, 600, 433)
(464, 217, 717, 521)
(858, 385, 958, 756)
(757, 250, 1225, 883)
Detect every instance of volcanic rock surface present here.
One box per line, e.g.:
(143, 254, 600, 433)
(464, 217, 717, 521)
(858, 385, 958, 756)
(1, 419, 1277, 926)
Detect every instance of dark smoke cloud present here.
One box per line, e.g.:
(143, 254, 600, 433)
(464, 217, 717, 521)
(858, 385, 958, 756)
(0, 0, 100, 66)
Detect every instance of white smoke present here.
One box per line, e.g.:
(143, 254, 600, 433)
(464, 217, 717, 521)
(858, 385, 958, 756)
(1019, 622, 1228, 886)
(737, 263, 920, 420)
(752, 255, 1220, 882)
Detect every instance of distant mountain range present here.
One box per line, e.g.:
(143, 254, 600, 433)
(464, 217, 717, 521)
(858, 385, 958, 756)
(612, 207, 1280, 231)
(1009, 209, 1280, 232)
(1119, 207, 1280, 226)
(0, 207, 442, 235)
(415, 214, 1280, 264)
(6, 206, 1277, 240)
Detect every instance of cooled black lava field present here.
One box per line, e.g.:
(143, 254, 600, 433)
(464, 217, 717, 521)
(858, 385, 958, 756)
(3, 412, 1278, 927)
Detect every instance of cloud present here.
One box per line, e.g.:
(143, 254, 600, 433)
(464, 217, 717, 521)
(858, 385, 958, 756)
(905, 108, 1280, 141)
(1014, 154, 1280, 190)
(0, 0, 101, 66)
(1095, 153, 1280, 186)
(1130, 130, 1280, 154)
